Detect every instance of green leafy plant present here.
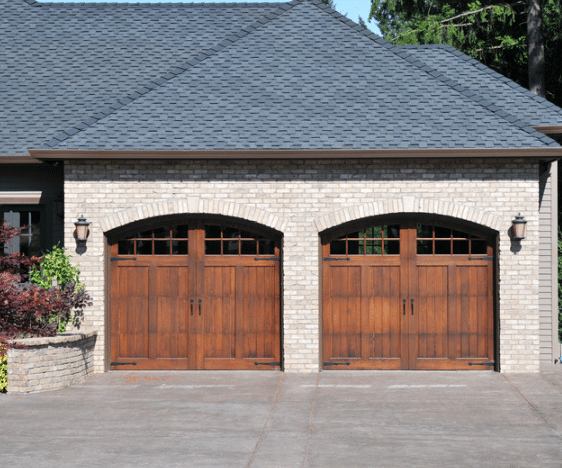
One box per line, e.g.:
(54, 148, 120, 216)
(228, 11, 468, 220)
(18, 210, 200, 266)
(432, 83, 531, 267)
(29, 245, 85, 333)
(29, 245, 82, 290)
(0, 345, 7, 393)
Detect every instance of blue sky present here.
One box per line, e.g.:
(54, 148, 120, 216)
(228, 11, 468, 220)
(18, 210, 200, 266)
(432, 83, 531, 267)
(54, 0, 382, 35)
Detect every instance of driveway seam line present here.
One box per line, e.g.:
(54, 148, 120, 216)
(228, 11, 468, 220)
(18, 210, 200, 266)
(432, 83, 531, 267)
(301, 373, 320, 468)
(246, 373, 285, 468)
(502, 374, 561, 437)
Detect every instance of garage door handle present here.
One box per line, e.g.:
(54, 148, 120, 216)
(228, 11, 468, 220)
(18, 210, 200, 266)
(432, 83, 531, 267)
(199, 298, 202, 316)
(403, 299, 406, 315)
(411, 298, 414, 315)
(190, 299, 194, 316)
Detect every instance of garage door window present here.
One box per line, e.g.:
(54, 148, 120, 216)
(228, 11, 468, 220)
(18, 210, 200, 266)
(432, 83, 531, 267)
(329, 225, 400, 255)
(204, 225, 276, 256)
(416, 224, 488, 255)
(117, 225, 189, 255)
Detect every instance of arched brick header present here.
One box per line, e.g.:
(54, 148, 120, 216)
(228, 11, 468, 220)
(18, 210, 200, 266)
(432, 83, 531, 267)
(314, 196, 504, 233)
(99, 198, 289, 234)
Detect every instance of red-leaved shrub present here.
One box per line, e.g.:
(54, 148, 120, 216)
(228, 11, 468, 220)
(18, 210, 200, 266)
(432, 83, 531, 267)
(0, 221, 91, 350)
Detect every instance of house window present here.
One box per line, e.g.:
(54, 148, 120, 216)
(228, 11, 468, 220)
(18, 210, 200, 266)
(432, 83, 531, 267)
(1, 208, 42, 257)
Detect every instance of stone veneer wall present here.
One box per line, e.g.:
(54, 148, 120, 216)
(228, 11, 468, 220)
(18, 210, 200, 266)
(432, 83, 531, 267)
(7, 331, 97, 393)
(64, 158, 541, 373)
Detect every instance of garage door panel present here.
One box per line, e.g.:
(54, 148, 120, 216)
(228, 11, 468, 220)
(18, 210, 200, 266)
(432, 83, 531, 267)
(365, 265, 401, 360)
(455, 264, 493, 360)
(204, 266, 236, 360)
(414, 265, 449, 360)
(201, 263, 279, 366)
(112, 265, 150, 361)
(154, 266, 191, 360)
(237, 264, 279, 360)
(324, 265, 362, 360)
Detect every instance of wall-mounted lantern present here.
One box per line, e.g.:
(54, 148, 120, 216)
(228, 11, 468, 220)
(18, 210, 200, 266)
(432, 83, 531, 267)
(512, 213, 527, 240)
(74, 215, 90, 242)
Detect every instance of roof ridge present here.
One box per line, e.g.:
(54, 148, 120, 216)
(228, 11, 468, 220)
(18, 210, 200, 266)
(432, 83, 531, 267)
(306, 0, 383, 40)
(397, 44, 562, 117)
(305, 5, 558, 147)
(438, 46, 562, 117)
(39, 1, 298, 149)
(388, 44, 559, 147)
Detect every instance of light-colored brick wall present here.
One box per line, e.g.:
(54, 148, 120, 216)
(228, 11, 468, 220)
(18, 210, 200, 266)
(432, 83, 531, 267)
(7, 331, 97, 393)
(64, 158, 540, 373)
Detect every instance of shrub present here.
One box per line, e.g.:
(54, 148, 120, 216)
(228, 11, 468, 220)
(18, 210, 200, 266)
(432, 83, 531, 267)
(29, 244, 82, 289)
(29, 245, 84, 332)
(0, 222, 91, 350)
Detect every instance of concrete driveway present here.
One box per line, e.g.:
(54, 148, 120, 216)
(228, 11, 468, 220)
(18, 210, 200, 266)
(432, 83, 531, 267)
(1, 368, 561, 467)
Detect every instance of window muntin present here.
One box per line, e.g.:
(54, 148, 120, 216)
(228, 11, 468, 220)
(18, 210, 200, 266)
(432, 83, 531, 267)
(329, 225, 400, 256)
(416, 224, 488, 255)
(204, 225, 275, 256)
(117, 225, 189, 255)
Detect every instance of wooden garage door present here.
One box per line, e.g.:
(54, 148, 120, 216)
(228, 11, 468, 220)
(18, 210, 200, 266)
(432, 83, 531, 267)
(110, 218, 281, 370)
(322, 217, 495, 370)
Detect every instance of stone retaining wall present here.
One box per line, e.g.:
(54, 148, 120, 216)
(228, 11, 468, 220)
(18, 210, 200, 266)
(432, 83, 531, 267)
(7, 330, 97, 393)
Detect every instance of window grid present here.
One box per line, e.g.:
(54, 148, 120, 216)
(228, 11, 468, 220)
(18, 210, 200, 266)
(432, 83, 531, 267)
(330, 225, 400, 256)
(416, 225, 487, 256)
(118, 226, 189, 256)
(204, 225, 275, 256)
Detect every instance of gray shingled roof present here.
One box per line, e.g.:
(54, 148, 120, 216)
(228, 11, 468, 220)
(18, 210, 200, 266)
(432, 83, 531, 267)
(1, 0, 560, 155)
(0, 0, 281, 155)
(397, 44, 562, 127)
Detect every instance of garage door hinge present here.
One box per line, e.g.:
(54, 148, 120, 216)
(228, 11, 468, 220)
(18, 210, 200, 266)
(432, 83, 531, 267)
(468, 256, 493, 261)
(467, 361, 495, 366)
(254, 361, 281, 366)
(324, 361, 351, 366)
(324, 257, 350, 261)
(110, 362, 137, 366)
(254, 257, 280, 261)
(110, 257, 137, 261)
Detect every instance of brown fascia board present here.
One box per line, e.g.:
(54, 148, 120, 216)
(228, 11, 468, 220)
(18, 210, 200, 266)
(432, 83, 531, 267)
(29, 147, 562, 161)
(533, 125, 562, 135)
(0, 155, 44, 164)
(533, 126, 562, 145)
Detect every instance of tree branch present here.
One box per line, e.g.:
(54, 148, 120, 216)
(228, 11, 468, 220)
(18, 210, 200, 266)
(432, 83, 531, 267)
(441, 1, 525, 23)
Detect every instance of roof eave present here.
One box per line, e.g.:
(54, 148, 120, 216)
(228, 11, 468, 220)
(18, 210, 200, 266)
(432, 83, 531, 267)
(0, 155, 46, 164)
(29, 147, 562, 161)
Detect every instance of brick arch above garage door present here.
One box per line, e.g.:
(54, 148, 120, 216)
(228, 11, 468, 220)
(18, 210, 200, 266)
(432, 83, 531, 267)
(99, 198, 289, 234)
(313, 197, 505, 234)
